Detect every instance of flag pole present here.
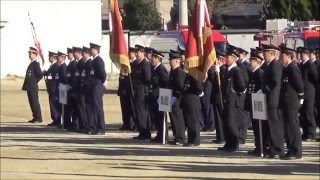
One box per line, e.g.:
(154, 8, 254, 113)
(216, 62, 224, 110)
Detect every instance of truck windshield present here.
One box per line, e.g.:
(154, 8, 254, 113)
(305, 37, 320, 49)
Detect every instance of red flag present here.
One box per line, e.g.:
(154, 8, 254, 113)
(185, 0, 216, 82)
(109, 0, 130, 74)
(28, 12, 45, 65)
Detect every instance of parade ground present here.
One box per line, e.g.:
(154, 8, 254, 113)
(1, 77, 319, 179)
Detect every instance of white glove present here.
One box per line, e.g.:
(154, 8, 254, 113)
(58, 83, 62, 91)
(66, 85, 72, 91)
(214, 65, 220, 73)
(199, 91, 204, 97)
(170, 96, 177, 106)
(256, 89, 263, 94)
(300, 99, 304, 105)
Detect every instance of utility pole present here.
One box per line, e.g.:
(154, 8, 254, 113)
(179, 0, 188, 26)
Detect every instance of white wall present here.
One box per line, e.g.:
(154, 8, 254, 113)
(1, 0, 102, 78)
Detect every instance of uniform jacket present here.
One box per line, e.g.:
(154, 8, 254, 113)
(280, 62, 304, 109)
(118, 74, 131, 97)
(65, 59, 78, 86)
(236, 60, 249, 84)
(299, 60, 318, 100)
(181, 74, 203, 110)
(245, 67, 264, 111)
(44, 62, 59, 95)
(22, 60, 43, 91)
(169, 66, 186, 107)
(91, 55, 107, 84)
(262, 59, 283, 108)
(149, 63, 169, 98)
(56, 62, 67, 84)
(133, 58, 151, 101)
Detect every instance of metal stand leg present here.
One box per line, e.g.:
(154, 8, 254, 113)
(163, 112, 167, 145)
(61, 104, 64, 129)
(259, 119, 263, 157)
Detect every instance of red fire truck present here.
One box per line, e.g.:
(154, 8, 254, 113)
(254, 20, 320, 49)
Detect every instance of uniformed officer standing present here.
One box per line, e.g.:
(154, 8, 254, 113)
(168, 51, 186, 145)
(211, 51, 227, 144)
(44, 51, 60, 126)
(298, 47, 318, 141)
(64, 47, 78, 130)
(56, 51, 68, 127)
(22, 47, 43, 123)
(118, 47, 136, 131)
(149, 50, 169, 143)
(310, 49, 320, 126)
(132, 45, 152, 140)
(279, 47, 304, 160)
(246, 53, 268, 156)
(78, 46, 92, 133)
(86, 43, 107, 135)
(181, 73, 203, 146)
(261, 44, 284, 158)
(218, 47, 246, 152)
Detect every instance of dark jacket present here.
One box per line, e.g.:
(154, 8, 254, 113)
(169, 66, 186, 106)
(280, 62, 304, 109)
(262, 59, 283, 108)
(299, 60, 318, 100)
(44, 62, 59, 95)
(56, 62, 67, 84)
(133, 58, 151, 101)
(65, 60, 78, 86)
(149, 63, 169, 98)
(236, 60, 249, 84)
(245, 67, 264, 111)
(91, 55, 107, 84)
(22, 60, 43, 91)
(181, 74, 203, 110)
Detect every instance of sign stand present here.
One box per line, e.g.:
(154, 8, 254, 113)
(59, 83, 68, 129)
(251, 93, 268, 158)
(159, 88, 173, 145)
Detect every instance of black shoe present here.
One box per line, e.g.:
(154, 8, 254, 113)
(212, 140, 225, 144)
(28, 119, 42, 123)
(150, 138, 162, 143)
(119, 126, 130, 131)
(316, 138, 320, 142)
(280, 153, 302, 160)
(168, 140, 184, 145)
(87, 131, 98, 135)
(183, 143, 200, 147)
(132, 135, 150, 140)
(247, 149, 261, 156)
(47, 122, 59, 126)
(218, 146, 238, 152)
(267, 153, 284, 159)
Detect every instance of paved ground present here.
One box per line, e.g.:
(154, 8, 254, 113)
(1, 78, 319, 179)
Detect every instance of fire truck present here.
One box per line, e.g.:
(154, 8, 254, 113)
(254, 19, 320, 49)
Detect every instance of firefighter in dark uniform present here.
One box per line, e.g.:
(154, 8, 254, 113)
(86, 43, 107, 135)
(298, 47, 318, 141)
(64, 47, 79, 130)
(278, 47, 304, 160)
(237, 47, 251, 144)
(211, 51, 227, 144)
(44, 51, 60, 126)
(78, 46, 91, 133)
(261, 44, 284, 158)
(22, 47, 43, 123)
(181, 73, 203, 146)
(132, 45, 152, 140)
(149, 50, 169, 143)
(118, 47, 136, 131)
(168, 51, 186, 145)
(310, 48, 320, 127)
(218, 47, 246, 152)
(56, 51, 68, 127)
(246, 53, 269, 156)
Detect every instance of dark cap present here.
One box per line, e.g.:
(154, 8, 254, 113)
(250, 48, 257, 54)
(315, 48, 320, 53)
(168, 52, 181, 60)
(300, 47, 310, 53)
(73, 46, 83, 52)
(82, 46, 90, 53)
(67, 48, 73, 54)
(281, 47, 295, 55)
(256, 47, 263, 53)
(48, 51, 58, 57)
(310, 48, 316, 54)
(216, 50, 225, 58)
(89, 43, 101, 49)
(250, 52, 263, 62)
(129, 47, 136, 53)
(261, 44, 281, 52)
(145, 47, 156, 54)
(28, 47, 38, 53)
(152, 50, 164, 58)
(237, 47, 248, 54)
(58, 51, 67, 56)
(135, 45, 145, 52)
(226, 46, 239, 58)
